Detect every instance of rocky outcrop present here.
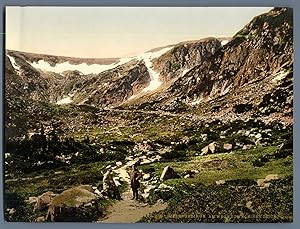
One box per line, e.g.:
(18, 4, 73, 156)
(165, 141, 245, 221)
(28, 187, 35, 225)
(130, 8, 293, 123)
(152, 38, 222, 82)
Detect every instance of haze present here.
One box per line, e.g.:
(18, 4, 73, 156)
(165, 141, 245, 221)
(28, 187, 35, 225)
(6, 7, 272, 58)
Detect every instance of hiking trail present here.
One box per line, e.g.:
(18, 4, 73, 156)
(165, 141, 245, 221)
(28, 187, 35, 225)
(97, 163, 167, 223)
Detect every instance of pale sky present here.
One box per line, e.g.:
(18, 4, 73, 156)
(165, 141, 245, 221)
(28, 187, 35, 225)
(6, 7, 273, 58)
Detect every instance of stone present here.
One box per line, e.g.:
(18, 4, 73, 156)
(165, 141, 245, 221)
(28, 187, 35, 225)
(106, 165, 112, 170)
(116, 161, 123, 167)
(223, 143, 233, 151)
(215, 180, 226, 185)
(255, 133, 262, 139)
(7, 208, 16, 215)
(141, 159, 152, 165)
(46, 185, 100, 222)
(257, 174, 282, 188)
(201, 142, 218, 155)
(242, 145, 252, 150)
(265, 174, 281, 182)
(191, 169, 200, 174)
(184, 174, 191, 179)
(156, 199, 164, 204)
(201, 134, 208, 141)
(201, 146, 209, 155)
(144, 185, 156, 194)
(35, 216, 46, 222)
(160, 166, 179, 180)
(125, 156, 134, 161)
(257, 179, 265, 187)
(143, 173, 151, 181)
(158, 183, 174, 190)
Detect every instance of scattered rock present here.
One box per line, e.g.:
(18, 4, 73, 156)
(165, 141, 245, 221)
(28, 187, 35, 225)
(158, 183, 174, 190)
(7, 208, 16, 215)
(223, 143, 233, 151)
(242, 145, 252, 150)
(116, 161, 123, 167)
(184, 174, 191, 179)
(143, 173, 151, 181)
(106, 165, 112, 170)
(257, 174, 283, 188)
(156, 199, 164, 204)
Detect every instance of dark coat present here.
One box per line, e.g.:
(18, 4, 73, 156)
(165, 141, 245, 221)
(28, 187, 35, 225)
(130, 170, 142, 189)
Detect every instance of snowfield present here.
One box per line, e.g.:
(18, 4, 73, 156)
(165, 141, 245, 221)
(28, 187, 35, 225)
(138, 47, 173, 92)
(272, 71, 290, 82)
(7, 55, 21, 71)
(29, 59, 123, 75)
(221, 40, 229, 46)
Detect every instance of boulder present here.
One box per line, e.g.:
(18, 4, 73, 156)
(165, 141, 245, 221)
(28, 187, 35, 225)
(160, 166, 179, 181)
(265, 174, 281, 182)
(215, 180, 226, 185)
(116, 161, 123, 167)
(143, 173, 151, 181)
(257, 174, 283, 188)
(46, 185, 101, 222)
(201, 142, 218, 155)
(223, 143, 233, 151)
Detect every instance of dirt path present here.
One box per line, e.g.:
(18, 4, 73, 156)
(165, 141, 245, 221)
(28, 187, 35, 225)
(98, 191, 166, 223)
(98, 162, 166, 223)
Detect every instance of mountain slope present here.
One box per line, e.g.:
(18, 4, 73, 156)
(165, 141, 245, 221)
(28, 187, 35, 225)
(126, 7, 293, 123)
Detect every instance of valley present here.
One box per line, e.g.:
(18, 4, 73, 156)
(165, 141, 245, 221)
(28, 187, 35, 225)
(4, 7, 293, 223)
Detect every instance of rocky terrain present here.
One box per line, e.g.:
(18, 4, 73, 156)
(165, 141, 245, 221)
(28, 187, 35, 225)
(4, 7, 293, 223)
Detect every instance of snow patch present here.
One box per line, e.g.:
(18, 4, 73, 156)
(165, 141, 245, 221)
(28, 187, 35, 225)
(30, 59, 126, 75)
(272, 71, 290, 82)
(221, 40, 229, 46)
(182, 68, 192, 77)
(125, 46, 173, 100)
(137, 47, 173, 92)
(128, 94, 137, 100)
(56, 96, 73, 105)
(7, 54, 21, 71)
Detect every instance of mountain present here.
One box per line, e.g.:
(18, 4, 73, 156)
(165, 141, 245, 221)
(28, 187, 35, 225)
(5, 7, 293, 140)
(124, 7, 293, 122)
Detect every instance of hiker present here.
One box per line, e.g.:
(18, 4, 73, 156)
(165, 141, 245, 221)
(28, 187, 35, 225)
(102, 169, 121, 200)
(130, 164, 143, 200)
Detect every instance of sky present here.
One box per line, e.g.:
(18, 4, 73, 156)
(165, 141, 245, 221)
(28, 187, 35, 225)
(6, 7, 273, 58)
